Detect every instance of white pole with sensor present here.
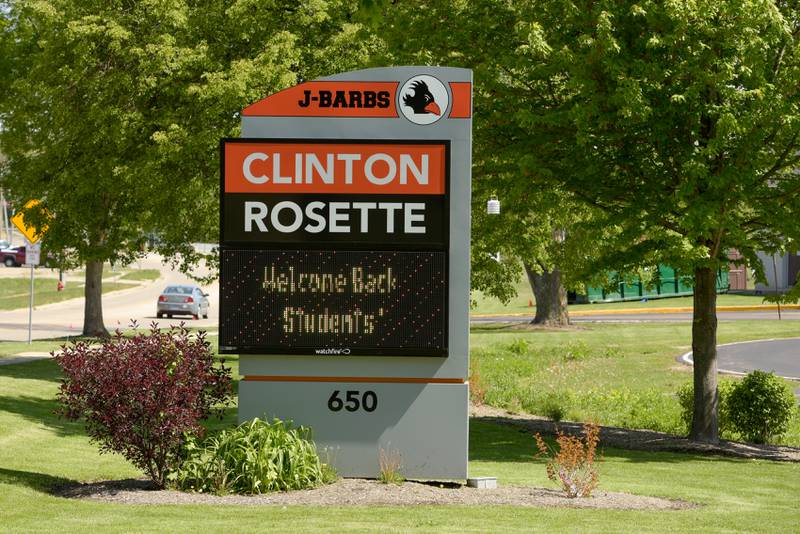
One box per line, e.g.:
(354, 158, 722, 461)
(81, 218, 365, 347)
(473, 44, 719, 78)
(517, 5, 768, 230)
(25, 240, 41, 344)
(487, 196, 501, 262)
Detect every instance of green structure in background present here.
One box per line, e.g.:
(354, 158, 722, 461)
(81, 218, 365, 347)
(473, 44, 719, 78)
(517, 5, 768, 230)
(573, 266, 730, 304)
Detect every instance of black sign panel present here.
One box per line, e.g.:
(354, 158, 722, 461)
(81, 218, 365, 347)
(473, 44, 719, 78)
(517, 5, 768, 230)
(222, 193, 446, 248)
(220, 138, 451, 357)
(219, 249, 447, 356)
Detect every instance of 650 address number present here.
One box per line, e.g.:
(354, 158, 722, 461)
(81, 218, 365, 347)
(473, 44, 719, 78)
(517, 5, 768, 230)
(327, 390, 377, 412)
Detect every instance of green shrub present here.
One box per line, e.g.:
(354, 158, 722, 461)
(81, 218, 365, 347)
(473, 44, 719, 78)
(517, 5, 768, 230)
(601, 345, 624, 359)
(505, 339, 530, 356)
(677, 380, 737, 439)
(541, 397, 567, 422)
(171, 418, 336, 494)
(560, 341, 591, 361)
(727, 371, 797, 444)
(525, 391, 574, 422)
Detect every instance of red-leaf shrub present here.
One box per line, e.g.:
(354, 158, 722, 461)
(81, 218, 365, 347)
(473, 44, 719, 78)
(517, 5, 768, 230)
(55, 323, 232, 487)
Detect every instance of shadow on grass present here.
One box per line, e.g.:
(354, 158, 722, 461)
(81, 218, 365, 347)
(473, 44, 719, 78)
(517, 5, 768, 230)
(0, 358, 63, 383)
(0, 394, 85, 436)
(202, 405, 239, 433)
(469, 419, 540, 463)
(470, 416, 793, 465)
(0, 467, 74, 494)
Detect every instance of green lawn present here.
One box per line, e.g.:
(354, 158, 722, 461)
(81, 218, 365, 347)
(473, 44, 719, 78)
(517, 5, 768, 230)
(471, 321, 800, 445)
(0, 277, 134, 310)
(0, 355, 798, 532)
(64, 262, 144, 279)
(118, 269, 161, 281)
(470, 276, 777, 315)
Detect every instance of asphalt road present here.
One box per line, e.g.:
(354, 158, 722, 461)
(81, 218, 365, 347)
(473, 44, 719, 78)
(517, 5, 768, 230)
(0, 253, 218, 341)
(682, 338, 800, 381)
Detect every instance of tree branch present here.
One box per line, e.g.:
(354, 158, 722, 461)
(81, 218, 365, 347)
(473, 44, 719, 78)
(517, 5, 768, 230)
(759, 130, 800, 183)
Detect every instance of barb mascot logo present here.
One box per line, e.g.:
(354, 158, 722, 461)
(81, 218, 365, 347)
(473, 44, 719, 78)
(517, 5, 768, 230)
(398, 75, 449, 125)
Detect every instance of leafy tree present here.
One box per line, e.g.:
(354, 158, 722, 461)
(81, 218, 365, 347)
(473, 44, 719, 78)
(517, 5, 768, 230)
(0, 0, 376, 336)
(511, 0, 800, 442)
(380, 0, 800, 443)
(375, 0, 606, 326)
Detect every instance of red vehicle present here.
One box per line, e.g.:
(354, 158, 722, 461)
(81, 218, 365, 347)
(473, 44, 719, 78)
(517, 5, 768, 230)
(1, 246, 26, 267)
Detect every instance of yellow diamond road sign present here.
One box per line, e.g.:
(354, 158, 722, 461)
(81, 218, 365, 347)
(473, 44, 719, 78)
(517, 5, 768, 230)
(11, 199, 49, 244)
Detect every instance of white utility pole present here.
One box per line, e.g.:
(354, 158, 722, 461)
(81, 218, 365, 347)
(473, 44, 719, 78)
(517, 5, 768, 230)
(0, 189, 10, 243)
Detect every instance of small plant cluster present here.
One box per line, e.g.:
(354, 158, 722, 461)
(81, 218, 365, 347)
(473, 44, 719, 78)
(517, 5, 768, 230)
(538, 391, 573, 422)
(378, 447, 404, 485)
(535, 422, 600, 498)
(469, 360, 488, 405)
(560, 340, 591, 362)
(678, 371, 797, 444)
(55, 324, 232, 487)
(172, 418, 336, 494)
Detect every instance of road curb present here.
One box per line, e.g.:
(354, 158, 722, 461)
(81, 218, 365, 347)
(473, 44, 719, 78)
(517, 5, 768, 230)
(678, 338, 800, 382)
(471, 304, 800, 318)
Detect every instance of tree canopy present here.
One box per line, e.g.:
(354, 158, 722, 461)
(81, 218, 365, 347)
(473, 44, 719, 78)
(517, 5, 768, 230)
(379, 0, 800, 441)
(0, 0, 377, 335)
(375, 0, 611, 325)
(534, 1, 800, 441)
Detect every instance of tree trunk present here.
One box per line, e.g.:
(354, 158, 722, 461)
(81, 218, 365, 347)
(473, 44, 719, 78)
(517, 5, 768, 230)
(82, 260, 109, 337)
(690, 266, 719, 443)
(524, 262, 570, 326)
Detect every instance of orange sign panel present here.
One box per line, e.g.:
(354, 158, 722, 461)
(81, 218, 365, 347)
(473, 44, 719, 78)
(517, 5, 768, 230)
(448, 82, 472, 118)
(224, 142, 446, 195)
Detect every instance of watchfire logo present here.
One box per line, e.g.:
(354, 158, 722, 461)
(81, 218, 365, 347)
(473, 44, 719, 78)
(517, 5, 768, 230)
(399, 75, 449, 125)
(315, 348, 352, 355)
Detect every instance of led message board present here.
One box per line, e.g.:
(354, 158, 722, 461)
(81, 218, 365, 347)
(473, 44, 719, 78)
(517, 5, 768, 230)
(220, 139, 450, 355)
(219, 249, 446, 356)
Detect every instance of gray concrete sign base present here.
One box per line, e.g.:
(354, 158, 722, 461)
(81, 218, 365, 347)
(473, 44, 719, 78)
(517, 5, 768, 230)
(239, 381, 468, 479)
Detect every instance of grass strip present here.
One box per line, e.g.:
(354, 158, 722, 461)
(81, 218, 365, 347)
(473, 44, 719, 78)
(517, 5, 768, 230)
(117, 269, 160, 282)
(0, 279, 134, 311)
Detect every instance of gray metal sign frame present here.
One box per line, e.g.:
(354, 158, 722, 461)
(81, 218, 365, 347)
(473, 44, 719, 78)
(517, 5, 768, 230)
(227, 66, 472, 479)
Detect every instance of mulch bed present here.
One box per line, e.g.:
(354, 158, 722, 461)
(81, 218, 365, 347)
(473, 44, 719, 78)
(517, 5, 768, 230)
(54, 478, 696, 510)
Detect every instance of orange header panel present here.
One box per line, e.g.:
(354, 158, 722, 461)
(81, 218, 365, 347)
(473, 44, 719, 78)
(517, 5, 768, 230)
(448, 82, 472, 118)
(225, 142, 446, 195)
(243, 82, 399, 117)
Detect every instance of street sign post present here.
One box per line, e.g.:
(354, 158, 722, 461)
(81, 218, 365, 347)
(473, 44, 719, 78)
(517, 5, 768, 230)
(12, 200, 48, 345)
(24, 241, 41, 344)
(220, 67, 472, 479)
(25, 242, 41, 266)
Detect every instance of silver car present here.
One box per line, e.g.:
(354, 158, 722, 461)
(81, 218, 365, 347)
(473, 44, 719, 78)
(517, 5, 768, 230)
(156, 285, 210, 320)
